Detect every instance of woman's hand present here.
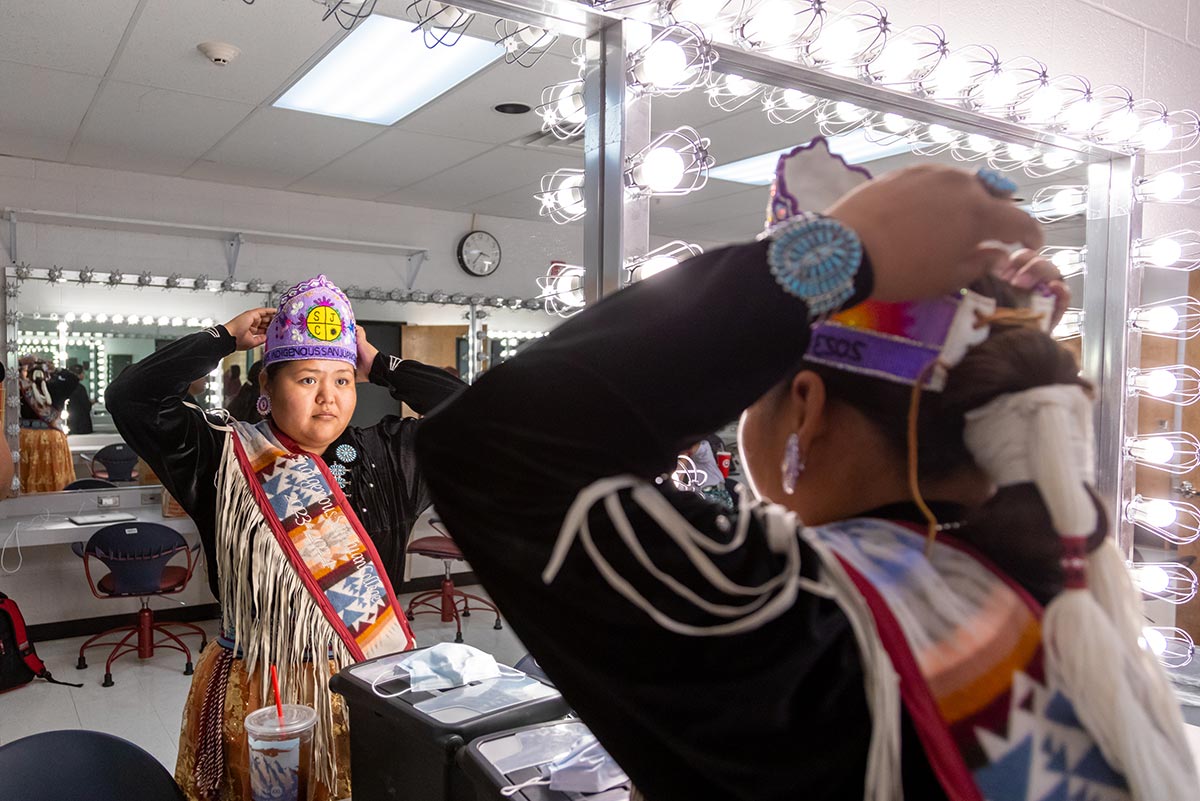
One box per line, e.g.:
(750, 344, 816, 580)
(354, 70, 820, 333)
(998, 248, 1071, 328)
(223, 308, 275, 352)
(825, 165, 1044, 303)
(355, 326, 379, 383)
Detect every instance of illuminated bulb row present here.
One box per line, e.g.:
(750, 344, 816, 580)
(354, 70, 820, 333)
(1129, 364, 1200, 406)
(1131, 562, 1199, 605)
(1127, 495, 1200, 544)
(627, 23, 716, 97)
(1140, 626, 1195, 668)
(1125, 432, 1200, 474)
(1130, 297, 1200, 340)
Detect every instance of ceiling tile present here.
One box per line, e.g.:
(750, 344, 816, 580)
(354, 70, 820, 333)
(377, 145, 579, 211)
(399, 53, 580, 144)
(194, 107, 381, 185)
(111, 0, 343, 104)
(287, 130, 495, 199)
(71, 81, 254, 175)
(0, 0, 141, 76)
(0, 62, 100, 162)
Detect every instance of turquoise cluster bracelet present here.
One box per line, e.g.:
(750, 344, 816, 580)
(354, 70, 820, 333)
(766, 213, 863, 316)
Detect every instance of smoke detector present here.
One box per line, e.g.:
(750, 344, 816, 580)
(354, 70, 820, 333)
(196, 41, 240, 66)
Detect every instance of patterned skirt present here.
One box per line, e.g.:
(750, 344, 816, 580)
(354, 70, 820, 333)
(18, 426, 74, 494)
(174, 641, 352, 801)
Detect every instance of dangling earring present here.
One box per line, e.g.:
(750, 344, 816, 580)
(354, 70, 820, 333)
(781, 432, 804, 495)
(256, 394, 272, 417)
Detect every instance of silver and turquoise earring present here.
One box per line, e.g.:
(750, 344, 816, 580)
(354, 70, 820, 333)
(781, 433, 804, 495)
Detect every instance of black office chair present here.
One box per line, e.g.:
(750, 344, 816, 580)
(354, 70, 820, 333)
(0, 730, 185, 801)
(65, 478, 118, 491)
(91, 443, 139, 482)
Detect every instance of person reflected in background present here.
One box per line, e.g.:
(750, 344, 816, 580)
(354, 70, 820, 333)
(226, 359, 264, 422)
(222, 364, 242, 407)
(0, 363, 14, 499)
(65, 364, 94, 435)
(18, 357, 75, 492)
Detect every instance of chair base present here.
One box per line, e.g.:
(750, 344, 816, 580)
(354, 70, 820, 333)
(76, 607, 207, 687)
(406, 573, 501, 644)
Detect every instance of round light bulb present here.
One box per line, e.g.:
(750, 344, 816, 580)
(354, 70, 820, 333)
(1005, 142, 1036, 163)
(1142, 627, 1168, 656)
(1064, 99, 1102, 133)
(554, 174, 586, 216)
(636, 147, 687, 193)
(201, 318, 214, 328)
(95, 314, 107, 323)
(552, 272, 586, 308)
(834, 101, 867, 122)
(933, 53, 973, 98)
(171, 317, 183, 327)
(1050, 187, 1085, 214)
(724, 74, 758, 96)
(1027, 84, 1064, 123)
(1041, 149, 1077, 170)
(1137, 498, 1179, 528)
(1142, 369, 1179, 398)
(1102, 107, 1140, 142)
(744, 1, 797, 46)
(65, 313, 76, 323)
(1131, 436, 1175, 465)
(639, 255, 680, 279)
(926, 123, 957, 144)
(815, 18, 864, 63)
(874, 38, 920, 82)
(1146, 237, 1183, 268)
(113, 315, 125, 324)
(1140, 119, 1174, 151)
(1050, 249, 1083, 271)
(1142, 171, 1186, 202)
(1136, 565, 1172, 595)
(782, 88, 814, 111)
(638, 40, 689, 88)
(980, 69, 1021, 108)
(157, 316, 169, 326)
(881, 113, 912, 134)
(56, 321, 68, 332)
(516, 25, 547, 47)
(1139, 305, 1181, 334)
(966, 133, 995, 154)
(670, 0, 726, 24)
(555, 85, 585, 124)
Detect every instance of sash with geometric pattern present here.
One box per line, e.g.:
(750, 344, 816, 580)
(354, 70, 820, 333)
(230, 419, 414, 661)
(812, 518, 1131, 801)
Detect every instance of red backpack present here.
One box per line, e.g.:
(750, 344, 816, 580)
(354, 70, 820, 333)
(0, 591, 80, 692)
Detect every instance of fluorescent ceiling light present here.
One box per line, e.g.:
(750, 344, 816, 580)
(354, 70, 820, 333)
(708, 130, 913, 185)
(274, 15, 501, 125)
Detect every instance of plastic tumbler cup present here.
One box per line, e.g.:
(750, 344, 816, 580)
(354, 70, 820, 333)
(244, 704, 317, 801)
(716, 451, 733, 478)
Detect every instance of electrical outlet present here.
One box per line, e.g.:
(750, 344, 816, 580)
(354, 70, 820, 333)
(141, 491, 162, 506)
(97, 495, 120, 508)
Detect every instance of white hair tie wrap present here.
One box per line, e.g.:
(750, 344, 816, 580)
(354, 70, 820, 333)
(963, 384, 1197, 800)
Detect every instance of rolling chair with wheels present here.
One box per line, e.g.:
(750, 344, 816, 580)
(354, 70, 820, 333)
(405, 519, 502, 643)
(0, 730, 186, 801)
(71, 522, 207, 686)
(65, 478, 118, 491)
(90, 442, 139, 482)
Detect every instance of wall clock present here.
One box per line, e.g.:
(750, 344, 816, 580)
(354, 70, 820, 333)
(457, 230, 501, 277)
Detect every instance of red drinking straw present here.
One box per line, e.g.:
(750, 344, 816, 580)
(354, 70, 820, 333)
(270, 664, 284, 723)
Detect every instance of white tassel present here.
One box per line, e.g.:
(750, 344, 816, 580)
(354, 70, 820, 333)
(1043, 589, 1196, 801)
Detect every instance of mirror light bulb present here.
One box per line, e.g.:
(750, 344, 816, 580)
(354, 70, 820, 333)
(640, 255, 680, 279)
(966, 134, 994, 154)
(1142, 369, 1179, 398)
(874, 38, 919, 82)
(1050, 187, 1086, 214)
(638, 40, 689, 88)
(834, 101, 867, 122)
(95, 314, 107, 323)
(1064, 99, 1102, 132)
(1142, 627, 1168, 656)
(1147, 238, 1183, 268)
(724, 74, 758, 96)
(1136, 565, 1171, 595)
(637, 147, 687, 192)
(1135, 498, 1179, 528)
(926, 123, 957, 144)
(671, 0, 725, 24)
(1131, 437, 1175, 465)
(1141, 119, 1174, 151)
(1005, 142, 1036, 163)
(980, 70, 1021, 107)
(1139, 305, 1181, 334)
(515, 25, 547, 47)
(554, 174, 586, 216)
(552, 272, 585, 308)
(782, 88, 814, 111)
(881, 113, 912, 133)
(1050, 249, 1083, 270)
(815, 18, 864, 63)
(1027, 84, 1063, 123)
(1103, 107, 1141, 141)
(933, 53, 973, 97)
(1141, 172, 1186, 202)
(555, 86, 585, 124)
(745, 1, 797, 46)
(1041, 149, 1077, 170)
